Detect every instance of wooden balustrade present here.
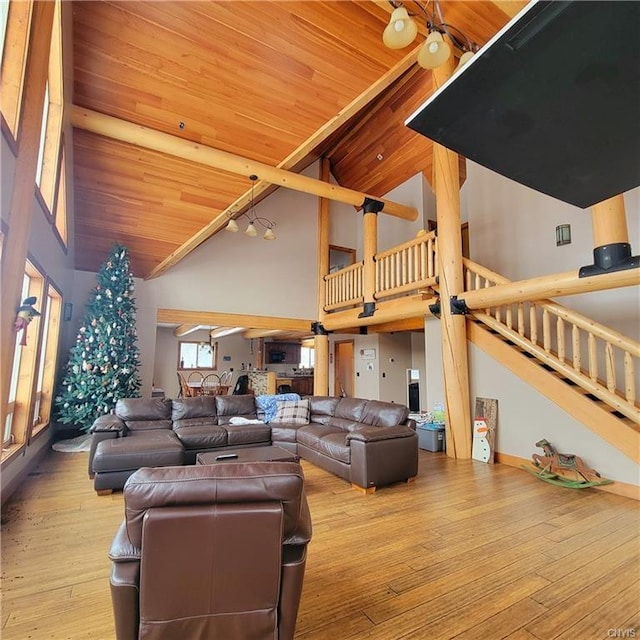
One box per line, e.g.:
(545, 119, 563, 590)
(374, 232, 438, 300)
(323, 232, 438, 311)
(464, 260, 640, 423)
(324, 261, 364, 311)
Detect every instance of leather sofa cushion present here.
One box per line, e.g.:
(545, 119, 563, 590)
(216, 395, 258, 424)
(333, 397, 368, 421)
(314, 433, 350, 464)
(171, 396, 217, 421)
(116, 397, 172, 419)
(93, 430, 183, 472)
(225, 423, 271, 446)
(361, 400, 409, 427)
(308, 396, 340, 425)
(297, 425, 350, 464)
(270, 423, 304, 443)
(173, 425, 228, 450)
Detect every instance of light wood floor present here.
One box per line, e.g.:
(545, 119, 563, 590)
(1, 449, 639, 639)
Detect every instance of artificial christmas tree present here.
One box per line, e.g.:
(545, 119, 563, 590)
(54, 245, 142, 431)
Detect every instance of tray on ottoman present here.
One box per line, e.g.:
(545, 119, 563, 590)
(196, 445, 299, 465)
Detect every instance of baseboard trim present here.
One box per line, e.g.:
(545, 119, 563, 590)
(495, 451, 640, 501)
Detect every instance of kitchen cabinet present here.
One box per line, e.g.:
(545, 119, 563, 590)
(266, 342, 300, 365)
(291, 376, 314, 396)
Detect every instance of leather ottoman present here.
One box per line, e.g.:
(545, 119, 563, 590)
(93, 431, 184, 494)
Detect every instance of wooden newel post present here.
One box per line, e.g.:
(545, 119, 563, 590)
(580, 194, 639, 277)
(360, 198, 383, 318)
(433, 58, 472, 459)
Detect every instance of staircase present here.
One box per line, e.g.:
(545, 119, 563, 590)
(462, 259, 640, 462)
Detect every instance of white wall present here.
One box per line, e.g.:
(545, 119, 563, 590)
(469, 343, 640, 486)
(377, 332, 412, 404)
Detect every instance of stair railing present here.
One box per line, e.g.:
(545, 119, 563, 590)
(463, 259, 640, 424)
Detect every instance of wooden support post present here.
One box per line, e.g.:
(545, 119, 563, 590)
(314, 158, 331, 396)
(433, 58, 472, 460)
(1, 2, 55, 424)
(313, 333, 329, 396)
(592, 194, 629, 246)
(361, 200, 382, 318)
(580, 193, 639, 276)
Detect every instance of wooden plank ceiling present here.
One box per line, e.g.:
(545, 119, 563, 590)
(72, 0, 521, 279)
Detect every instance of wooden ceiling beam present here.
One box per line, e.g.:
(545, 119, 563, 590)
(173, 323, 203, 337)
(70, 107, 419, 223)
(71, 105, 418, 253)
(157, 309, 313, 333)
(71, 37, 423, 279)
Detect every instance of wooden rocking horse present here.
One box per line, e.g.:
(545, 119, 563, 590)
(524, 438, 612, 488)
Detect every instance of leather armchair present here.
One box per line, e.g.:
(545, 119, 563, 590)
(109, 461, 312, 640)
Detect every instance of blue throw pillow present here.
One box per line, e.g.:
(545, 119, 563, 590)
(255, 393, 300, 423)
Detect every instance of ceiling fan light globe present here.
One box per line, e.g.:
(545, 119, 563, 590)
(263, 228, 276, 240)
(245, 222, 257, 237)
(225, 219, 239, 232)
(417, 31, 451, 69)
(382, 7, 417, 49)
(456, 50, 475, 72)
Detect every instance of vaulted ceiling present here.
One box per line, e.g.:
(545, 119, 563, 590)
(71, 0, 525, 279)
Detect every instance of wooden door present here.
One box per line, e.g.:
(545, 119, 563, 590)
(334, 340, 354, 397)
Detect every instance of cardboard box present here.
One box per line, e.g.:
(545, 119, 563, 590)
(417, 423, 446, 452)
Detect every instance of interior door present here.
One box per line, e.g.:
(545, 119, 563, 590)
(334, 340, 354, 397)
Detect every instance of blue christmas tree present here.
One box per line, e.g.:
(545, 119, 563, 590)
(54, 245, 141, 431)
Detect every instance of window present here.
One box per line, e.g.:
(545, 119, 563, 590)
(31, 283, 62, 437)
(178, 341, 217, 370)
(0, 0, 32, 140)
(53, 140, 68, 245)
(3, 263, 44, 453)
(299, 346, 315, 369)
(35, 0, 63, 213)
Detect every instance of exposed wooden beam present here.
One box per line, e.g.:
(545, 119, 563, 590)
(157, 309, 312, 333)
(172, 324, 203, 337)
(75, 40, 423, 280)
(322, 295, 437, 332)
(241, 329, 286, 340)
(460, 267, 640, 310)
(367, 317, 426, 333)
(71, 105, 419, 264)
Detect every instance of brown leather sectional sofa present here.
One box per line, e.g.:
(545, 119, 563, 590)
(89, 394, 418, 494)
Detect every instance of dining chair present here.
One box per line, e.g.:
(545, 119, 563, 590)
(219, 370, 232, 386)
(176, 372, 192, 398)
(201, 373, 221, 396)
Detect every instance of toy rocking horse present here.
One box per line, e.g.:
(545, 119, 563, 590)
(524, 438, 612, 488)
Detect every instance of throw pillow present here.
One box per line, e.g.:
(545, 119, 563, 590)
(255, 393, 300, 423)
(271, 398, 310, 425)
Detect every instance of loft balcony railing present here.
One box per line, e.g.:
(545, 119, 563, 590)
(375, 232, 438, 301)
(324, 261, 364, 311)
(323, 231, 438, 312)
(463, 259, 640, 424)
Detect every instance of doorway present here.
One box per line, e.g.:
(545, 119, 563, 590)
(334, 340, 354, 398)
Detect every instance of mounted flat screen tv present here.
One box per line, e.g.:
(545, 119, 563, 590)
(405, 0, 640, 209)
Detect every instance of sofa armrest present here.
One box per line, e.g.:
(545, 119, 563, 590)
(88, 430, 120, 478)
(109, 522, 140, 640)
(90, 414, 127, 434)
(346, 425, 416, 443)
(109, 521, 141, 563)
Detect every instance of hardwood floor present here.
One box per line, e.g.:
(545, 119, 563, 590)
(1, 449, 638, 639)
